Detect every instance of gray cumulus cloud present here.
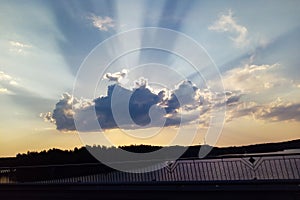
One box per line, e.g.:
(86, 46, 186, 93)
(42, 79, 220, 131)
(42, 77, 255, 132)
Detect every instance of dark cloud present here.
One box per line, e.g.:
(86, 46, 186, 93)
(129, 86, 161, 125)
(210, 90, 242, 109)
(93, 84, 162, 129)
(226, 94, 242, 105)
(45, 78, 265, 132)
(44, 79, 221, 131)
(257, 103, 300, 122)
(226, 100, 300, 123)
(166, 80, 200, 113)
(52, 93, 77, 131)
(43, 84, 170, 131)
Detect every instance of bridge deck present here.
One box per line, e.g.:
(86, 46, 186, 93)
(1, 181, 300, 200)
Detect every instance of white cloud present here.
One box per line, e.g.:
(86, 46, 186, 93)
(88, 14, 115, 31)
(104, 69, 128, 84)
(9, 80, 18, 86)
(0, 88, 13, 95)
(10, 41, 31, 48)
(292, 80, 300, 89)
(221, 63, 280, 93)
(0, 71, 19, 84)
(0, 71, 19, 86)
(0, 71, 13, 81)
(0, 71, 20, 95)
(209, 10, 249, 48)
(9, 41, 32, 54)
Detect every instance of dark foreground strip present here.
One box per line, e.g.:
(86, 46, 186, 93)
(1, 180, 300, 200)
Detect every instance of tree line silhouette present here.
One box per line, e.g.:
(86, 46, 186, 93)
(1, 139, 299, 168)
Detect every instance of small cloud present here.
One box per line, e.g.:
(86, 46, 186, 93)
(209, 10, 249, 48)
(133, 77, 148, 89)
(104, 69, 128, 83)
(9, 41, 31, 54)
(0, 71, 19, 95)
(0, 71, 13, 81)
(0, 88, 13, 95)
(10, 41, 31, 48)
(0, 71, 20, 85)
(225, 93, 242, 105)
(165, 80, 200, 113)
(9, 80, 18, 86)
(40, 112, 55, 123)
(50, 93, 77, 131)
(87, 14, 115, 31)
(225, 101, 260, 122)
(293, 82, 300, 88)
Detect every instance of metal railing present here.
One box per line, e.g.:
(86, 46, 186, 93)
(31, 153, 300, 184)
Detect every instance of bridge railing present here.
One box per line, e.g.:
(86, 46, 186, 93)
(36, 153, 300, 184)
(1, 153, 299, 183)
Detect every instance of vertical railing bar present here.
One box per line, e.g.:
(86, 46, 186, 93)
(287, 158, 295, 179)
(216, 160, 222, 180)
(292, 158, 300, 179)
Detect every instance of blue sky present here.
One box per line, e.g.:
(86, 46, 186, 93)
(0, 0, 300, 156)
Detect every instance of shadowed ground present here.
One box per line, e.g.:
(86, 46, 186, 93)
(0, 181, 299, 200)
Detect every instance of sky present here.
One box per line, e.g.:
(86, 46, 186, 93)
(0, 0, 300, 157)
